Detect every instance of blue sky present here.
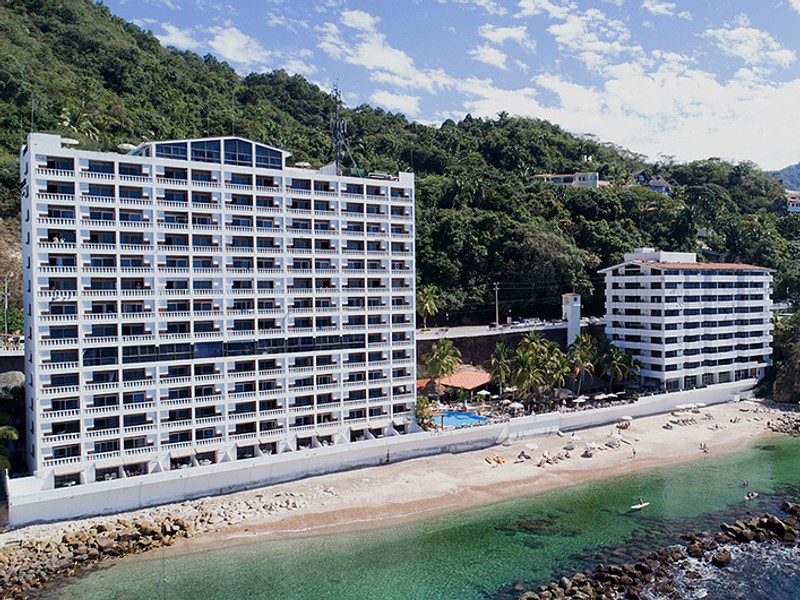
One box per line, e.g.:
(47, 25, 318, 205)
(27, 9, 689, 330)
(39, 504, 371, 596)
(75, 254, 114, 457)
(108, 0, 800, 170)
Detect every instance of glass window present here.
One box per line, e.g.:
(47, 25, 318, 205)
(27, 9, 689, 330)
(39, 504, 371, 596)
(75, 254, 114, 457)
(155, 142, 188, 160)
(224, 139, 252, 166)
(191, 140, 221, 163)
(255, 145, 283, 169)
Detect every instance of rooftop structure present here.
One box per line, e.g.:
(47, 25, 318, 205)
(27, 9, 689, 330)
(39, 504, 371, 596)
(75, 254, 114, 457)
(20, 132, 416, 492)
(600, 248, 773, 392)
(528, 172, 606, 189)
(787, 190, 800, 213)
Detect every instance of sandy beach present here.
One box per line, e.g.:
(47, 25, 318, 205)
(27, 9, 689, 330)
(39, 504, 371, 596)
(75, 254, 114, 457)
(194, 399, 777, 546)
(0, 399, 780, 552)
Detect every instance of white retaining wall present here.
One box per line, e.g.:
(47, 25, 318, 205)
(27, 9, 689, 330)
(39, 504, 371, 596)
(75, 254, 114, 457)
(5, 380, 755, 528)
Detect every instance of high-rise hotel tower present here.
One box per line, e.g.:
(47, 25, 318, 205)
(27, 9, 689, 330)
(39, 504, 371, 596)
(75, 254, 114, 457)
(21, 133, 416, 489)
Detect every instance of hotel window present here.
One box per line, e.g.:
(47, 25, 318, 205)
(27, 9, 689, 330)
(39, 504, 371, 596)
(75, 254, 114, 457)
(155, 142, 188, 160)
(255, 145, 283, 169)
(191, 140, 221, 164)
(224, 139, 252, 167)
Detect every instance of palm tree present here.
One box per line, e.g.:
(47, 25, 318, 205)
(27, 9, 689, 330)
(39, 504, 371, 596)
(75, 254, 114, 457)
(620, 350, 642, 388)
(568, 334, 597, 396)
(0, 425, 19, 471)
(544, 346, 571, 391)
(60, 104, 99, 141)
(421, 338, 461, 403)
(511, 347, 545, 411)
(518, 330, 548, 354)
(417, 284, 441, 330)
(486, 342, 511, 396)
(600, 346, 628, 392)
(413, 396, 435, 431)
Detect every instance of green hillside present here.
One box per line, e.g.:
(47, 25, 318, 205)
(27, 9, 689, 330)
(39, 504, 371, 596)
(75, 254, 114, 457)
(1, 0, 799, 325)
(770, 162, 800, 190)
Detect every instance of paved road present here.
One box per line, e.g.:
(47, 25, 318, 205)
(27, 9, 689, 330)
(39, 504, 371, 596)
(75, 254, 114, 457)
(416, 317, 605, 341)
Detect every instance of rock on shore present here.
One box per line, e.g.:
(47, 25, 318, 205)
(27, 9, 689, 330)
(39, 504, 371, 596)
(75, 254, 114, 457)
(515, 501, 800, 600)
(768, 411, 800, 435)
(0, 489, 311, 598)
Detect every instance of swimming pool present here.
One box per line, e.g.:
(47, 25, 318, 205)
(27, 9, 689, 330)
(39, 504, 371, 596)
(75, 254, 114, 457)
(438, 411, 490, 428)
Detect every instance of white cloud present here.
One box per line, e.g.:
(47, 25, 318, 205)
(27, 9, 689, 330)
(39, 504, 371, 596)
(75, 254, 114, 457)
(547, 9, 642, 72)
(514, 59, 530, 72)
(703, 22, 796, 68)
(157, 23, 202, 50)
(469, 43, 509, 69)
(141, 0, 179, 9)
(316, 12, 456, 93)
(477, 24, 537, 53)
(790, 0, 800, 14)
(280, 57, 317, 75)
(440, 0, 508, 15)
(640, 0, 675, 17)
(515, 0, 575, 20)
(369, 90, 421, 115)
(340, 9, 380, 31)
(267, 13, 309, 32)
(206, 26, 273, 67)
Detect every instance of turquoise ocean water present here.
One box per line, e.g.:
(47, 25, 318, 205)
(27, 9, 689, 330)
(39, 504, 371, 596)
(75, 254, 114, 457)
(49, 437, 800, 600)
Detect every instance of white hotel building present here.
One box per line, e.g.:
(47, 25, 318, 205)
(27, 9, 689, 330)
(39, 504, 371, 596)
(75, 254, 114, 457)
(20, 133, 416, 489)
(600, 248, 773, 392)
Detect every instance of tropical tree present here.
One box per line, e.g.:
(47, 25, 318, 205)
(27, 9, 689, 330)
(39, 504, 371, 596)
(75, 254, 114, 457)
(544, 346, 571, 391)
(518, 330, 548, 354)
(486, 342, 512, 395)
(510, 347, 545, 411)
(0, 424, 18, 471)
(568, 333, 597, 395)
(417, 284, 441, 330)
(413, 396, 435, 431)
(421, 338, 461, 402)
(600, 345, 627, 392)
(60, 104, 100, 141)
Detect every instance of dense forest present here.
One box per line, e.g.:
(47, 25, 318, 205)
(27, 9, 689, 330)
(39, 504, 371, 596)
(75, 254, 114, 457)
(2, 0, 800, 399)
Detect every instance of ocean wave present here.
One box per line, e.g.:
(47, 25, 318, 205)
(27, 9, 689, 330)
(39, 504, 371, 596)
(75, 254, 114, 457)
(644, 542, 800, 600)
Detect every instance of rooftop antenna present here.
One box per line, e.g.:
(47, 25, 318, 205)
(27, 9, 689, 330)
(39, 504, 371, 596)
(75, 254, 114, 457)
(30, 91, 35, 133)
(330, 83, 357, 175)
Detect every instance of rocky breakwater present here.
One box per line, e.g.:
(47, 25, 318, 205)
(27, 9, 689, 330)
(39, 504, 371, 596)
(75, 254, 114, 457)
(768, 411, 800, 435)
(0, 489, 312, 598)
(514, 501, 800, 600)
(0, 516, 192, 598)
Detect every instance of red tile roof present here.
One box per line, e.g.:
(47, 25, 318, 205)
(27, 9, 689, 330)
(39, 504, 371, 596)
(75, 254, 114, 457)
(416, 369, 491, 391)
(642, 261, 772, 271)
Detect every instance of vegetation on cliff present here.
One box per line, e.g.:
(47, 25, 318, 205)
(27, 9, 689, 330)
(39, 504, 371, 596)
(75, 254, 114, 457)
(1, 0, 800, 399)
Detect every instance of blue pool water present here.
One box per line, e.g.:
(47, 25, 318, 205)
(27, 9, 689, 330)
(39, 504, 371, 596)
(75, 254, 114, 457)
(439, 410, 489, 427)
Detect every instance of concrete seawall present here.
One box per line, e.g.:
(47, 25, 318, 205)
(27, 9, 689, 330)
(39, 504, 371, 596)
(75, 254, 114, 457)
(5, 380, 754, 528)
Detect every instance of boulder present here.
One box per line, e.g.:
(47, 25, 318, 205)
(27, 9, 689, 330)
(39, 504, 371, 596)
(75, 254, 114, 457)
(710, 551, 732, 567)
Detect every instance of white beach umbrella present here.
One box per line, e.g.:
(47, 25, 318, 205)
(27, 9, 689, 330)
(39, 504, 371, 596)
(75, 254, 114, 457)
(476, 389, 491, 397)
(508, 401, 524, 410)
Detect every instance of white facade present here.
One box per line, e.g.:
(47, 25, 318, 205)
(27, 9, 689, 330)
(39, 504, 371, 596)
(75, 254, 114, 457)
(787, 190, 800, 213)
(20, 133, 416, 490)
(600, 248, 773, 392)
(529, 172, 603, 188)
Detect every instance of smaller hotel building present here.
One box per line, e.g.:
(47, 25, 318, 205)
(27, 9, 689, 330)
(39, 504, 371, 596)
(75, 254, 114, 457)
(601, 248, 773, 392)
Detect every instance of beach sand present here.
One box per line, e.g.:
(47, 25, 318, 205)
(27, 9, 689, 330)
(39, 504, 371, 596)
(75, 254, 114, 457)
(193, 400, 776, 546)
(0, 400, 779, 551)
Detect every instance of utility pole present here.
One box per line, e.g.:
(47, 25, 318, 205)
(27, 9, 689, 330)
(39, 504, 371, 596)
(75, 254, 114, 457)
(494, 282, 499, 326)
(3, 273, 9, 336)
